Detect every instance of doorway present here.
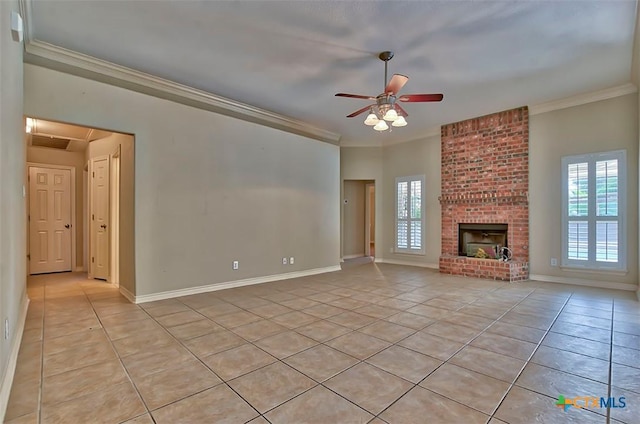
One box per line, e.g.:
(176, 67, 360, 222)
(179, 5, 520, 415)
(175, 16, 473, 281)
(365, 183, 375, 257)
(24, 117, 133, 289)
(342, 179, 375, 260)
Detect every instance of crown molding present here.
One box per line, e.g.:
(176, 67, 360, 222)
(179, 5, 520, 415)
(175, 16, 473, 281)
(631, 0, 640, 85)
(345, 81, 638, 148)
(385, 127, 441, 146)
(18, 0, 33, 43)
(344, 81, 639, 148)
(339, 139, 383, 148)
(339, 126, 440, 148)
(529, 83, 638, 116)
(22, 39, 341, 145)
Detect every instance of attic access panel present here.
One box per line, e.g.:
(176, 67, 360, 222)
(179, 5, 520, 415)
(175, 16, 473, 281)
(31, 135, 70, 150)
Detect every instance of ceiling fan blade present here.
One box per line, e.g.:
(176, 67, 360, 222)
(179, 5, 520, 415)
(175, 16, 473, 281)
(335, 93, 376, 100)
(385, 74, 409, 95)
(394, 103, 408, 117)
(346, 104, 375, 118)
(398, 93, 444, 102)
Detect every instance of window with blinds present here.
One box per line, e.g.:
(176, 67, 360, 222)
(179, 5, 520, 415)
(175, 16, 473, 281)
(395, 175, 424, 254)
(562, 150, 626, 270)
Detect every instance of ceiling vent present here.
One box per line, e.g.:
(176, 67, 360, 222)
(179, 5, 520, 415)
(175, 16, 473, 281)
(31, 135, 70, 150)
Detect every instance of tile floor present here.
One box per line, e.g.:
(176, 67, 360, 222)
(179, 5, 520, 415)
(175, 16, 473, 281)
(4, 261, 640, 423)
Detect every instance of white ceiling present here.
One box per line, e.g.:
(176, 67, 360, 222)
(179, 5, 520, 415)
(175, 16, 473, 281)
(28, 0, 638, 146)
(26, 118, 112, 152)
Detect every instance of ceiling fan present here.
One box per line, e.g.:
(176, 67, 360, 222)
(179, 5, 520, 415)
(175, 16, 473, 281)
(335, 51, 443, 131)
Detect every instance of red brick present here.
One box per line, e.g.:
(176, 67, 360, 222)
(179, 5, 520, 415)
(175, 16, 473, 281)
(440, 107, 529, 282)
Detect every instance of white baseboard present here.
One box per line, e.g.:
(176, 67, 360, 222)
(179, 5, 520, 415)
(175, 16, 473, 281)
(529, 274, 638, 292)
(0, 295, 30, 422)
(126, 265, 342, 304)
(342, 254, 365, 260)
(119, 286, 135, 303)
(375, 258, 439, 270)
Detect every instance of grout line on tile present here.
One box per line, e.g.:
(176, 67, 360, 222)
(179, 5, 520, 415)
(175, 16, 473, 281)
(375, 286, 574, 421)
(12, 267, 639, 424)
(364, 287, 545, 421)
(486, 290, 573, 421)
(37, 291, 44, 424)
(606, 304, 614, 424)
(81, 285, 156, 417)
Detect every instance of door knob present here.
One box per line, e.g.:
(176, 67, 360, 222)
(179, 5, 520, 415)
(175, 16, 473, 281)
(65, 224, 70, 229)
(100, 224, 107, 229)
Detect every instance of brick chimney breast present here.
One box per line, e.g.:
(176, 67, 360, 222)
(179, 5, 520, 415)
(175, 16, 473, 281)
(439, 107, 529, 282)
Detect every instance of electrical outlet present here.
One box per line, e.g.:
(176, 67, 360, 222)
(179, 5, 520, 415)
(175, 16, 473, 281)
(4, 319, 8, 340)
(232, 260, 239, 270)
(550, 258, 558, 267)
(289, 257, 294, 265)
(282, 257, 288, 265)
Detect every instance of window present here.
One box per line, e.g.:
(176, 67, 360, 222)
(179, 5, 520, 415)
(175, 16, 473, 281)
(395, 175, 425, 254)
(562, 150, 626, 271)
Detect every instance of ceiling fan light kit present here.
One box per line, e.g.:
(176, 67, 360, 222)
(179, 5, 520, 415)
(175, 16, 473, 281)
(392, 116, 407, 127)
(373, 120, 389, 131)
(364, 112, 379, 126)
(336, 51, 443, 133)
(383, 108, 398, 121)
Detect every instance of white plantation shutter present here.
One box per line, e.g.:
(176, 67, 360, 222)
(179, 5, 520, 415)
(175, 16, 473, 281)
(396, 176, 424, 253)
(567, 221, 588, 260)
(562, 151, 626, 270)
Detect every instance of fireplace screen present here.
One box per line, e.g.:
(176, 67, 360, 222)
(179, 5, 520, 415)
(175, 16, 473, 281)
(458, 223, 508, 257)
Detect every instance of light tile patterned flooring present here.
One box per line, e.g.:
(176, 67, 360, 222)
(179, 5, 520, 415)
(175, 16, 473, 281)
(4, 262, 640, 423)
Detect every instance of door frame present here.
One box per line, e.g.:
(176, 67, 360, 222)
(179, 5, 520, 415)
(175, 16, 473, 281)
(26, 162, 77, 275)
(88, 155, 111, 280)
(365, 182, 375, 257)
(110, 145, 121, 285)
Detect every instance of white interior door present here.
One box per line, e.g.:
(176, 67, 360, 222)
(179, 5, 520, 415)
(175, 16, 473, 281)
(29, 167, 72, 274)
(91, 156, 110, 280)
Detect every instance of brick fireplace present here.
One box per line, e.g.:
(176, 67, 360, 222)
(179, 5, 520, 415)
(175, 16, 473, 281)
(439, 107, 529, 282)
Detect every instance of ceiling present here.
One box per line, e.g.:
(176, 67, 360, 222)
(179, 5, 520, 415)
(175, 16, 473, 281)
(26, 0, 638, 146)
(26, 118, 112, 152)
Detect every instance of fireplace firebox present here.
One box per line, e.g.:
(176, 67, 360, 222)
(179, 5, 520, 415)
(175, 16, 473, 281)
(458, 223, 508, 257)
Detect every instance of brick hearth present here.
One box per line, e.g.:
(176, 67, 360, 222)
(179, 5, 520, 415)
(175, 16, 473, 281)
(439, 107, 529, 282)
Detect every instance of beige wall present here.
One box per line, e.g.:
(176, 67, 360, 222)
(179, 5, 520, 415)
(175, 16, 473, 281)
(27, 147, 85, 269)
(341, 147, 383, 179)
(529, 93, 639, 287)
(381, 136, 442, 267)
(24, 64, 340, 297)
(0, 0, 26, 419)
(343, 180, 366, 257)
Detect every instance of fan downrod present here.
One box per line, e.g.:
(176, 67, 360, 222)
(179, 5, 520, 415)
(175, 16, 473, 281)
(378, 51, 394, 62)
